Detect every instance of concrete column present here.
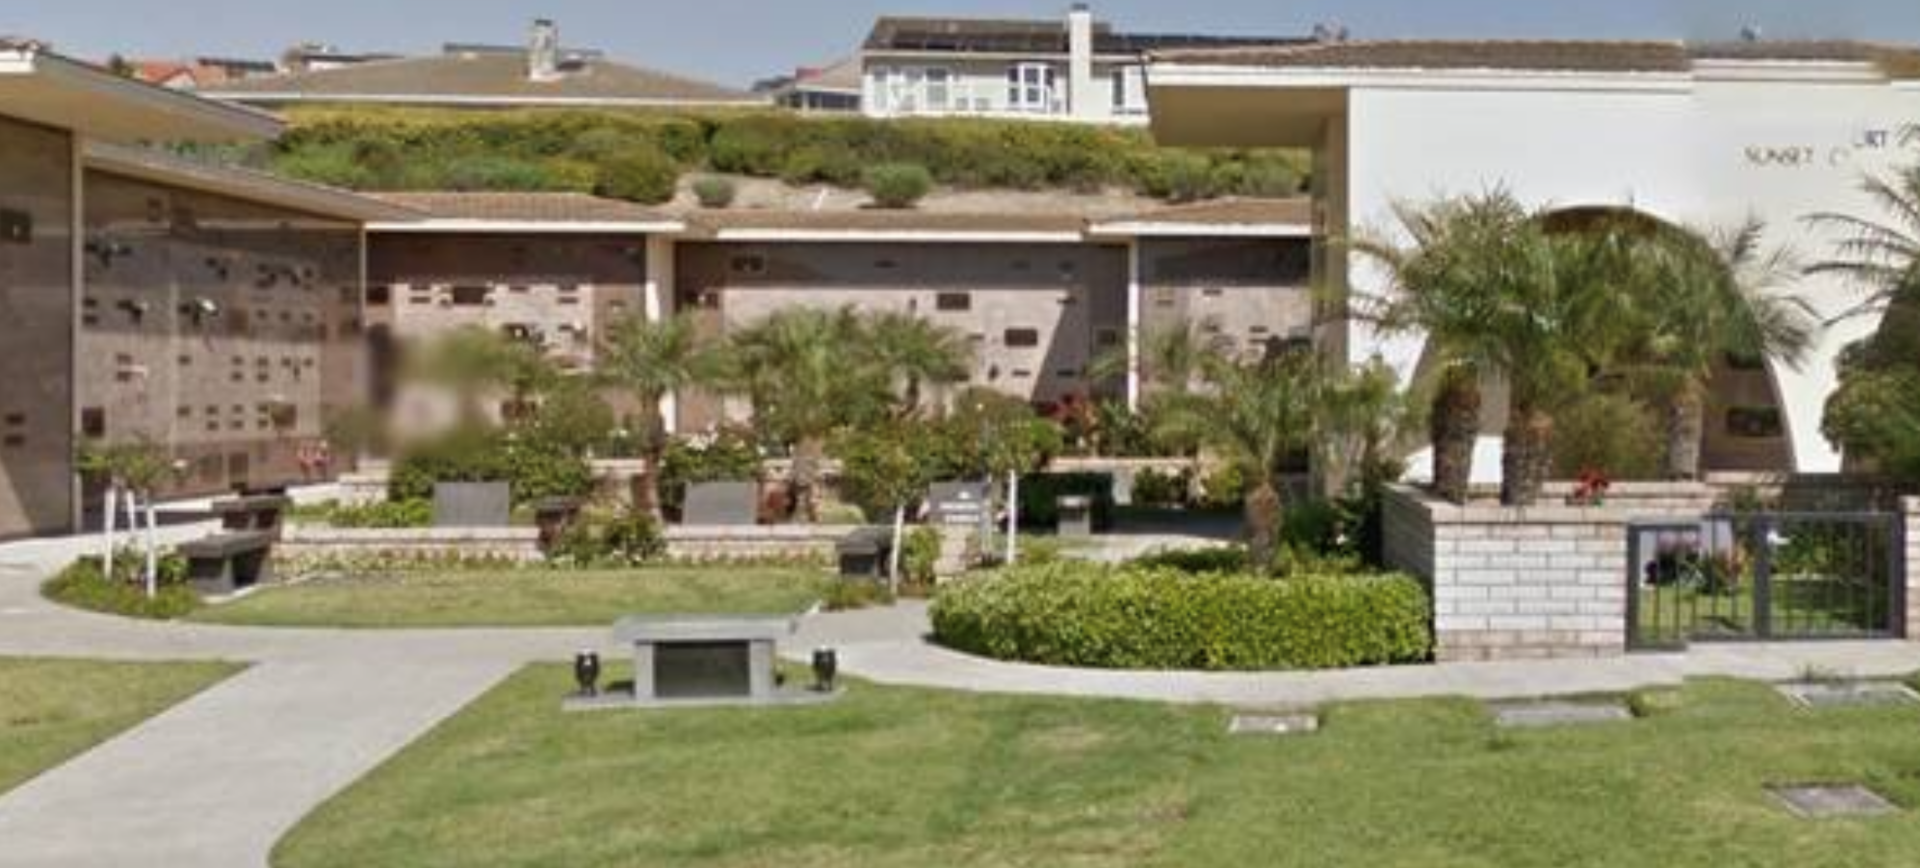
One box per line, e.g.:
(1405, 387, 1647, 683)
(1904, 498, 1920, 640)
(1066, 4, 1095, 120)
(1125, 237, 1142, 409)
(631, 642, 657, 701)
(67, 132, 84, 534)
(645, 234, 678, 434)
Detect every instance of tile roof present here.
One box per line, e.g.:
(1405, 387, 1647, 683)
(1151, 40, 1695, 74)
(201, 50, 760, 106)
(1103, 197, 1312, 228)
(864, 15, 1305, 56)
(1690, 40, 1920, 77)
(368, 192, 676, 224)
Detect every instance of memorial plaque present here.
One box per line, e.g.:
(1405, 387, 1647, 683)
(929, 481, 991, 529)
(1490, 700, 1634, 729)
(1770, 783, 1899, 818)
(683, 481, 758, 526)
(654, 642, 753, 699)
(433, 482, 512, 527)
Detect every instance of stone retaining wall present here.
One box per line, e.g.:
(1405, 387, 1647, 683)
(664, 525, 860, 563)
(280, 526, 544, 562)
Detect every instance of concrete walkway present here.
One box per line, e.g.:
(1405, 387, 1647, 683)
(797, 600, 1920, 706)
(6, 528, 1920, 866)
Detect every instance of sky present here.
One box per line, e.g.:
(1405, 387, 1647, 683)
(6, 0, 1920, 88)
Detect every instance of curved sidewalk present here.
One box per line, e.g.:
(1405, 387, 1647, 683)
(5, 531, 1920, 867)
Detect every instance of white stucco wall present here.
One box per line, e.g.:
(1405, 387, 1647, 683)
(1336, 74, 1920, 473)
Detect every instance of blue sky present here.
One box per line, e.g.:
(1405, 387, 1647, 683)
(6, 0, 1919, 87)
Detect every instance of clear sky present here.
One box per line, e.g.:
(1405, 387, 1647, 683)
(6, 0, 1920, 88)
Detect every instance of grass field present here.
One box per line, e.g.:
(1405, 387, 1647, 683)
(188, 567, 829, 629)
(0, 658, 240, 795)
(276, 666, 1920, 868)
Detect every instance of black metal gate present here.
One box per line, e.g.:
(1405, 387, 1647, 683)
(1627, 512, 1904, 649)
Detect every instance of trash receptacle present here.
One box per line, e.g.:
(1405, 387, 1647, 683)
(533, 496, 584, 553)
(1057, 495, 1093, 538)
(836, 528, 891, 578)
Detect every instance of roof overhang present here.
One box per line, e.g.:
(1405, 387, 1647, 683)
(84, 141, 418, 222)
(367, 218, 686, 234)
(701, 227, 1088, 244)
(1147, 62, 1691, 147)
(1088, 220, 1312, 239)
(0, 45, 282, 142)
(198, 91, 766, 109)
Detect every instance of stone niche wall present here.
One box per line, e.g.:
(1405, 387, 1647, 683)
(79, 170, 363, 502)
(1383, 483, 1716, 662)
(0, 117, 76, 540)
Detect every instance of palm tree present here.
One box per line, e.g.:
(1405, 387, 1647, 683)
(1807, 160, 1920, 479)
(1151, 347, 1321, 575)
(1806, 162, 1920, 319)
(1317, 356, 1417, 496)
(860, 310, 972, 413)
(597, 312, 713, 519)
(1352, 192, 1632, 506)
(1629, 220, 1816, 479)
(723, 307, 891, 521)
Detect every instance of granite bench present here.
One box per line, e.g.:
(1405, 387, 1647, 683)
(178, 530, 274, 596)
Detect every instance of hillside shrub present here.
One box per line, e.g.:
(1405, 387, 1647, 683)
(263, 108, 1310, 202)
(594, 145, 680, 204)
(691, 175, 737, 208)
(43, 555, 200, 620)
(930, 561, 1431, 670)
(1550, 390, 1663, 480)
(864, 163, 934, 208)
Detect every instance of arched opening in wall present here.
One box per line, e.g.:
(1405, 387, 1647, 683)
(1544, 206, 1795, 476)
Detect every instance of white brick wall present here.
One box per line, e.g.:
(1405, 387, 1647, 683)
(1382, 485, 1686, 662)
(1905, 497, 1919, 640)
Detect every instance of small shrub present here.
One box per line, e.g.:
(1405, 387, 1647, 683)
(901, 525, 941, 585)
(931, 561, 1431, 670)
(294, 499, 433, 529)
(1131, 468, 1191, 508)
(1128, 546, 1248, 573)
(593, 145, 679, 204)
(1550, 390, 1663, 480)
(43, 555, 200, 620)
(863, 163, 934, 209)
(691, 176, 737, 208)
(549, 509, 666, 567)
(390, 428, 593, 507)
(823, 579, 894, 611)
(1198, 464, 1247, 511)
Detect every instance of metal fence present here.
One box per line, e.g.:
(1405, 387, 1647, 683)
(1627, 512, 1903, 649)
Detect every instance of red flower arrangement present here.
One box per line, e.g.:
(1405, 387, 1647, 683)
(1569, 468, 1611, 507)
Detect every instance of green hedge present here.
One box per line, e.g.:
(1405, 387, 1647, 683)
(390, 428, 594, 506)
(43, 556, 201, 620)
(930, 561, 1431, 670)
(256, 107, 1309, 202)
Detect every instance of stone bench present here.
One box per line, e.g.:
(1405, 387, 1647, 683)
(178, 530, 274, 596)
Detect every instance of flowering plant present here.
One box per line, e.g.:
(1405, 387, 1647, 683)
(1569, 468, 1611, 506)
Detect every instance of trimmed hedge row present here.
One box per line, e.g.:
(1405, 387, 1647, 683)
(250, 107, 1309, 202)
(930, 561, 1431, 671)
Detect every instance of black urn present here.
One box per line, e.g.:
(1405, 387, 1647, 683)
(811, 647, 839, 693)
(573, 651, 602, 697)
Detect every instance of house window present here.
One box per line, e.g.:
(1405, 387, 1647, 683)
(1007, 62, 1056, 113)
(450, 285, 490, 306)
(935, 292, 971, 312)
(1726, 407, 1784, 439)
(1004, 328, 1040, 348)
(1110, 66, 1147, 114)
(923, 68, 951, 111)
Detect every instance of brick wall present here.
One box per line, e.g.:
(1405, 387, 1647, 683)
(1384, 484, 1713, 662)
(1905, 497, 1919, 640)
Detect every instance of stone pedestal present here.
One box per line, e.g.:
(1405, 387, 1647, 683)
(612, 615, 792, 705)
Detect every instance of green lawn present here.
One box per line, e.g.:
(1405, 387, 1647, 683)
(0, 658, 241, 795)
(277, 667, 1920, 868)
(188, 567, 829, 628)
